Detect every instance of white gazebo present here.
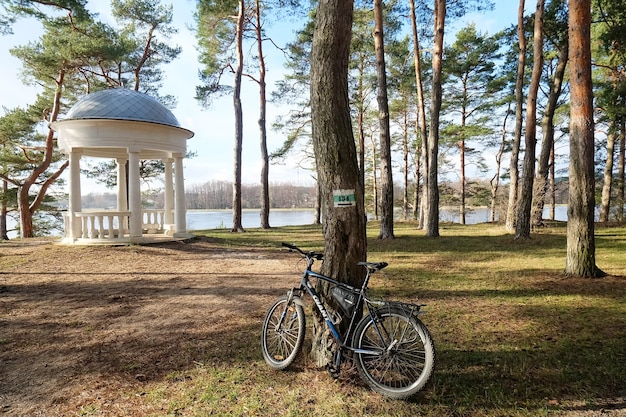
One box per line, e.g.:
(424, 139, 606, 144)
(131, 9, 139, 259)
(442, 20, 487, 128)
(51, 88, 195, 245)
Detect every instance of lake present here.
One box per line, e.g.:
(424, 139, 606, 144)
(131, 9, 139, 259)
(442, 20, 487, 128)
(5, 206, 569, 238)
(187, 205, 569, 230)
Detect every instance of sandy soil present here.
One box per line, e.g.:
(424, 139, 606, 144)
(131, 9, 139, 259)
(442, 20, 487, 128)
(0, 237, 293, 416)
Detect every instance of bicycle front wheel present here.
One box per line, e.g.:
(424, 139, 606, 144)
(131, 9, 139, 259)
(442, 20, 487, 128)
(261, 295, 306, 370)
(352, 307, 435, 399)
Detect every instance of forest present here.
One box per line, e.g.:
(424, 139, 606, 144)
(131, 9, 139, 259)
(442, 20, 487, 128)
(0, 1, 623, 263)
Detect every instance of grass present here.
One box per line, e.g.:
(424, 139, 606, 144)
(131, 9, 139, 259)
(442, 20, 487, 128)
(173, 221, 626, 416)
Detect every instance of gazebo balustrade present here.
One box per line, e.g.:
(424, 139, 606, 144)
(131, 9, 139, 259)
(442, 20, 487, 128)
(63, 209, 172, 243)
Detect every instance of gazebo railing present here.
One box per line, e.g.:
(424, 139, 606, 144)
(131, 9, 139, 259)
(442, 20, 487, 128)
(63, 209, 168, 242)
(71, 211, 132, 240)
(142, 209, 165, 233)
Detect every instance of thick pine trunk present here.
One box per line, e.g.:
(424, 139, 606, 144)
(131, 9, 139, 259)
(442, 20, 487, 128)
(565, 0, 604, 277)
(374, 0, 394, 239)
(515, 0, 544, 239)
(310, 0, 366, 367)
(425, 0, 446, 237)
(506, 0, 527, 231)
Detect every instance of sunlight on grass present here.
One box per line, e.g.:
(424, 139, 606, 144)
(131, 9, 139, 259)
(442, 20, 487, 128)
(144, 222, 626, 416)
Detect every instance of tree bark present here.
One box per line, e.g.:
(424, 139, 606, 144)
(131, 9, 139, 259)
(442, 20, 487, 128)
(506, 0, 527, 231)
(409, 0, 427, 225)
(599, 122, 616, 222)
(231, 0, 245, 233)
(255, 0, 270, 229)
(618, 120, 625, 222)
(491, 104, 511, 222)
(565, 0, 604, 277)
(19, 69, 67, 238)
(310, 0, 366, 367)
(373, 0, 394, 239)
(515, 0, 544, 240)
(532, 41, 568, 226)
(425, 0, 446, 237)
(402, 111, 410, 220)
(0, 179, 8, 240)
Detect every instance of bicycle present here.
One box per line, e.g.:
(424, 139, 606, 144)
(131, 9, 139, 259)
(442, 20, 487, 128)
(261, 242, 435, 399)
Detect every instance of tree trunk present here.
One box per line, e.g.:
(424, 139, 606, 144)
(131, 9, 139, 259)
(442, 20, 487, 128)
(402, 111, 410, 220)
(515, 0, 544, 240)
(0, 179, 8, 240)
(255, 0, 270, 229)
(19, 69, 66, 238)
(565, 0, 604, 277)
(410, 0, 427, 226)
(532, 42, 568, 227)
(506, 0, 527, 231)
(618, 119, 625, 222)
(425, 0, 446, 237)
(549, 142, 556, 220)
(231, 0, 245, 233)
(599, 122, 616, 222)
(373, 0, 394, 239)
(371, 138, 379, 220)
(490, 104, 511, 222)
(310, 0, 366, 367)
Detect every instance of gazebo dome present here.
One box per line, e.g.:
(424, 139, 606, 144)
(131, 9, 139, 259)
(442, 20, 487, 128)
(52, 88, 193, 160)
(65, 88, 182, 127)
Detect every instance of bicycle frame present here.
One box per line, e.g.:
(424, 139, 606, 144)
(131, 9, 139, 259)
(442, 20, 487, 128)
(283, 254, 382, 358)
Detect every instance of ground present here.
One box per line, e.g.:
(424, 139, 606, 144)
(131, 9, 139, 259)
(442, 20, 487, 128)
(1, 235, 624, 416)
(0, 237, 293, 416)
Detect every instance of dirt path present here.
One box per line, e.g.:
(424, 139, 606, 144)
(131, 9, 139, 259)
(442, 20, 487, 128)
(0, 237, 293, 416)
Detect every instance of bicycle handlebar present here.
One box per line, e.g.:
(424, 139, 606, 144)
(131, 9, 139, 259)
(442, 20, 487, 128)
(281, 242, 324, 260)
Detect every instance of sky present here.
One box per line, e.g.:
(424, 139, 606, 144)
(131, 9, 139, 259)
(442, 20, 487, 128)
(0, 1, 518, 195)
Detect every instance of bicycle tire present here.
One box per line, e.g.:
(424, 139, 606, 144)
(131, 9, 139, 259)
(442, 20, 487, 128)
(352, 306, 435, 399)
(261, 295, 306, 370)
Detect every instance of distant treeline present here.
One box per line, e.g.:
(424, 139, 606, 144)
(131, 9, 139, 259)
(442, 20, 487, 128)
(185, 181, 317, 209)
(81, 181, 317, 210)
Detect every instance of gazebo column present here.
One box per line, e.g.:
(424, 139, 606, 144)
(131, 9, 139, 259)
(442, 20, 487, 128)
(164, 158, 174, 225)
(128, 150, 142, 238)
(68, 150, 82, 240)
(174, 154, 187, 237)
(116, 158, 128, 211)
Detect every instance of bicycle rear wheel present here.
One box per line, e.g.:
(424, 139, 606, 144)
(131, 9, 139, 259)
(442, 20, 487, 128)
(352, 306, 435, 399)
(261, 295, 306, 370)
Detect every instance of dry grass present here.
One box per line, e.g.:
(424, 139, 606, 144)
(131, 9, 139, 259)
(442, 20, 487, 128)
(1, 222, 625, 416)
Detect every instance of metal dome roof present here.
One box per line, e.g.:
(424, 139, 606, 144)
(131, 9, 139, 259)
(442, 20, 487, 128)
(65, 88, 181, 127)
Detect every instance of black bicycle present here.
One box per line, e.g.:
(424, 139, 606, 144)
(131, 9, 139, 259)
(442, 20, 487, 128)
(261, 243, 435, 399)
